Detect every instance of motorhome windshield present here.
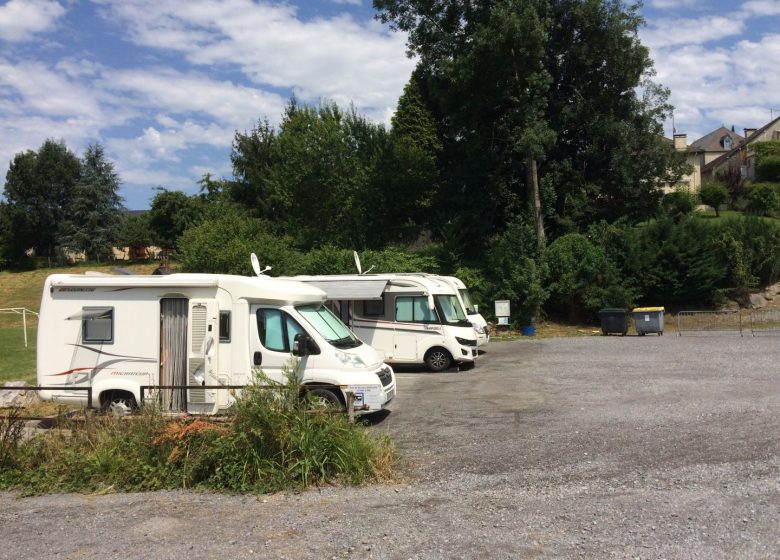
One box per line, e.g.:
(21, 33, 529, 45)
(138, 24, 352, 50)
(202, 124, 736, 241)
(296, 304, 362, 349)
(435, 295, 470, 325)
(458, 289, 476, 314)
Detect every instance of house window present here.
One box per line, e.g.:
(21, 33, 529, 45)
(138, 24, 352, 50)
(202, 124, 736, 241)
(219, 311, 231, 343)
(722, 137, 733, 150)
(82, 307, 113, 344)
(395, 296, 437, 323)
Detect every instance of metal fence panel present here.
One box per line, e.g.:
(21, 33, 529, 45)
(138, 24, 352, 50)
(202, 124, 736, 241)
(749, 308, 780, 336)
(676, 310, 744, 336)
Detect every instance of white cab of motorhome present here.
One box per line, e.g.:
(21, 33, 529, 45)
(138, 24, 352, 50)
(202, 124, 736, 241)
(439, 276, 490, 345)
(290, 273, 478, 371)
(37, 273, 395, 415)
(394, 274, 489, 346)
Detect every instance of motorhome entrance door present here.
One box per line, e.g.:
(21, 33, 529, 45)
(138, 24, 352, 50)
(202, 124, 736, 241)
(160, 298, 188, 411)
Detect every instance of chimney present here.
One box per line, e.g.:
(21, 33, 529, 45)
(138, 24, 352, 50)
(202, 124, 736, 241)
(744, 128, 757, 139)
(673, 134, 688, 151)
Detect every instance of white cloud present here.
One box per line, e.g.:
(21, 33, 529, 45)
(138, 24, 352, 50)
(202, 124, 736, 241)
(0, 0, 65, 42)
(742, 0, 780, 16)
(331, 0, 363, 5)
(641, 15, 746, 48)
(95, 0, 414, 125)
(650, 0, 700, 8)
(650, 34, 780, 138)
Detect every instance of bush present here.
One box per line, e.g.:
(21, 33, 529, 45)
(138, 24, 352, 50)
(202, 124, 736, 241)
(177, 206, 305, 275)
(544, 233, 636, 321)
(662, 190, 697, 221)
(0, 369, 394, 494)
(699, 181, 729, 216)
(756, 156, 780, 183)
(485, 217, 548, 323)
(745, 183, 780, 217)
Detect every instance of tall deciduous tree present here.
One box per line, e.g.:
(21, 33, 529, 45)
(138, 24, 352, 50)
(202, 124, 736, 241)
(59, 144, 124, 261)
(375, 0, 688, 247)
(148, 189, 203, 252)
(2, 139, 80, 258)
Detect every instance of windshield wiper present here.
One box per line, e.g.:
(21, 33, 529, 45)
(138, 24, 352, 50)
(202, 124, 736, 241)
(331, 336, 360, 349)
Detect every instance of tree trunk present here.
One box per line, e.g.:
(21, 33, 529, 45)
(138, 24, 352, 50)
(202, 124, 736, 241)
(526, 155, 546, 248)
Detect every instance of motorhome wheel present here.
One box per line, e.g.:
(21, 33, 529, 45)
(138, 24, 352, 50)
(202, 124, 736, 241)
(102, 392, 137, 416)
(305, 387, 343, 408)
(425, 348, 452, 372)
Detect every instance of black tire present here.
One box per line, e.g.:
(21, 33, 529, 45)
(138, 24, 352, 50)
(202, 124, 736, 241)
(101, 391, 137, 416)
(305, 387, 343, 409)
(425, 347, 452, 372)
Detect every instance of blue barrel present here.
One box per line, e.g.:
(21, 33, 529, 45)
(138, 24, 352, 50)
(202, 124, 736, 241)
(521, 324, 535, 336)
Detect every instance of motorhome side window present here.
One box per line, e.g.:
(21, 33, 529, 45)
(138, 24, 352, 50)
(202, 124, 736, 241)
(219, 311, 231, 343)
(256, 309, 305, 353)
(360, 298, 384, 318)
(395, 296, 436, 323)
(82, 307, 113, 344)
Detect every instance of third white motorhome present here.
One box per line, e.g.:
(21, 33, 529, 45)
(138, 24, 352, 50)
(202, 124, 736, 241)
(290, 274, 478, 371)
(37, 272, 396, 415)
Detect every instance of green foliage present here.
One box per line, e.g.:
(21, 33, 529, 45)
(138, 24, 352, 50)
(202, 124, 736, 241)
(485, 217, 548, 323)
(745, 183, 780, 217)
(177, 205, 304, 275)
(148, 189, 204, 251)
(752, 141, 780, 161)
(755, 156, 780, 183)
(58, 144, 125, 261)
(2, 140, 80, 259)
(662, 190, 697, 221)
(0, 369, 394, 494)
(544, 233, 636, 320)
(698, 181, 729, 216)
(117, 213, 152, 252)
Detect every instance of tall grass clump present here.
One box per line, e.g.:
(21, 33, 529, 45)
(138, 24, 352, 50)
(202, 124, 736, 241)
(0, 369, 395, 494)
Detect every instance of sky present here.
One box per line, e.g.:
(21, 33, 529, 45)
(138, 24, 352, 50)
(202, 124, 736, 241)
(0, 0, 778, 210)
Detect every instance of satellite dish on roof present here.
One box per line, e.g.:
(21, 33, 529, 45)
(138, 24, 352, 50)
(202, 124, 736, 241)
(250, 253, 271, 276)
(353, 251, 374, 275)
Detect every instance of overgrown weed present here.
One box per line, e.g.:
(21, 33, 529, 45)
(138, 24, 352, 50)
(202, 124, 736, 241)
(0, 368, 395, 494)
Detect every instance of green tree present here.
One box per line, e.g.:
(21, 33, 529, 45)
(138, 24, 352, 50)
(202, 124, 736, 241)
(230, 119, 277, 216)
(2, 139, 80, 258)
(117, 212, 153, 258)
(148, 189, 203, 252)
(58, 144, 124, 261)
(756, 156, 780, 183)
(375, 0, 687, 244)
(370, 75, 441, 245)
(745, 183, 780, 217)
(699, 181, 729, 216)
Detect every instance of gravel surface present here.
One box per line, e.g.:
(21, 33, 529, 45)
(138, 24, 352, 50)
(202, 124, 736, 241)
(2, 335, 780, 559)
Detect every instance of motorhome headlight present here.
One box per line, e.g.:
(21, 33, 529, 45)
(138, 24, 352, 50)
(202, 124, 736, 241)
(472, 323, 485, 335)
(456, 337, 477, 347)
(334, 350, 367, 368)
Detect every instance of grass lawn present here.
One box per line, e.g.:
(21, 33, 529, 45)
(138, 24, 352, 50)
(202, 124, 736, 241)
(0, 327, 37, 384)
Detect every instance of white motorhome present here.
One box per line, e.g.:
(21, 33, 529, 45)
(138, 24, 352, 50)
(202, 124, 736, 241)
(37, 273, 396, 415)
(439, 276, 489, 346)
(395, 274, 489, 346)
(290, 274, 478, 371)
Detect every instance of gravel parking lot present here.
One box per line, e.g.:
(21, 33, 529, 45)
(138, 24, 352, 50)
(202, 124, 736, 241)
(2, 335, 780, 559)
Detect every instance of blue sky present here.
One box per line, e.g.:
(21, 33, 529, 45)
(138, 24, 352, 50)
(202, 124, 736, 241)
(0, 0, 778, 209)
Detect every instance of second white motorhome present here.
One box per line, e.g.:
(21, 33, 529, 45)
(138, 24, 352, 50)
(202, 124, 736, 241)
(290, 274, 478, 371)
(37, 273, 396, 415)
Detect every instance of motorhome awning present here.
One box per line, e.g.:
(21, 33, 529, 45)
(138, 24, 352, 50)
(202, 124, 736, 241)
(304, 279, 388, 300)
(66, 308, 112, 320)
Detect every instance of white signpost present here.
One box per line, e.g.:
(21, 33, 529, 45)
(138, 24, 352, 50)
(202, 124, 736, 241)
(495, 300, 510, 326)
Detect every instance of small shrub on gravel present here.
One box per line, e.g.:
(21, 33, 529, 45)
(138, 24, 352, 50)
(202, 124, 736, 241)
(0, 370, 395, 494)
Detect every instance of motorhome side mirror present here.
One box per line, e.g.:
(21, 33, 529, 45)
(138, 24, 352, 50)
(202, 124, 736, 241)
(293, 333, 309, 357)
(253, 351, 262, 366)
(427, 294, 435, 311)
(474, 305, 479, 313)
